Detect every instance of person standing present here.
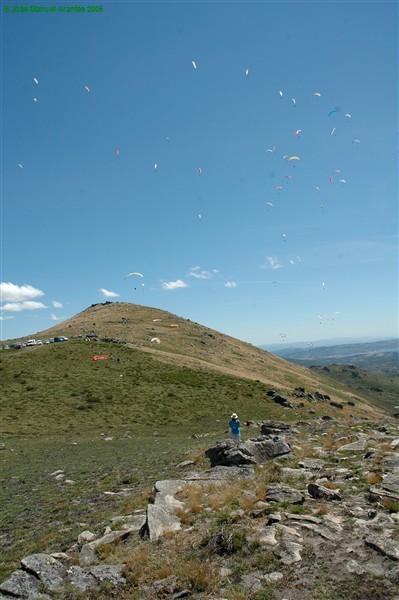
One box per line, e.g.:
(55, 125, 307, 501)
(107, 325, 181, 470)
(229, 413, 241, 443)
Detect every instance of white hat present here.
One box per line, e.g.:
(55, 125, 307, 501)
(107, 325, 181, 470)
(231, 413, 238, 419)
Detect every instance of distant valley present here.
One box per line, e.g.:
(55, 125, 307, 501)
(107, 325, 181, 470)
(261, 338, 399, 376)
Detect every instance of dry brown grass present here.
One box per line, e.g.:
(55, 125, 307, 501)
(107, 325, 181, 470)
(366, 472, 383, 485)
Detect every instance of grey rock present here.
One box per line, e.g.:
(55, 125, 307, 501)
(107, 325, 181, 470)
(265, 485, 305, 504)
(144, 502, 182, 541)
(205, 436, 290, 467)
(20, 554, 68, 591)
(285, 513, 322, 525)
(79, 530, 133, 566)
(307, 483, 341, 501)
(273, 540, 303, 564)
(0, 569, 45, 599)
(263, 572, 283, 583)
(381, 472, 399, 494)
(337, 439, 367, 452)
(66, 566, 97, 591)
(77, 530, 96, 545)
(185, 465, 255, 481)
(365, 533, 399, 561)
(298, 459, 326, 470)
(386, 566, 399, 583)
(346, 560, 365, 575)
(89, 564, 126, 586)
(260, 421, 294, 435)
(238, 573, 263, 591)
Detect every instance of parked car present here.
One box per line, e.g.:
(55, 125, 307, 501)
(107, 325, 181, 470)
(25, 339, 37, 346)
(54, 336, 68, 342)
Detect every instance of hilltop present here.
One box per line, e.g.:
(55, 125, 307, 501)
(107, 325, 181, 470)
(5, 302, 389, 415)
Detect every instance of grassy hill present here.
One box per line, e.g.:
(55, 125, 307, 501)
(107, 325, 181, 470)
(0, 301, 393, 582)
(309, 364, 399, 415)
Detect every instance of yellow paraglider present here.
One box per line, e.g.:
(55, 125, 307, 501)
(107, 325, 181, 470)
(288, 156, 301, 161)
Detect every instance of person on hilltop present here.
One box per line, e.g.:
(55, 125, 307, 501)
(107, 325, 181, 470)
(228, 413, 241, 444)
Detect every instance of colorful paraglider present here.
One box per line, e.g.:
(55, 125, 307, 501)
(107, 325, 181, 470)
(84, 85, 90, 94)
(288, 156, 300, 161)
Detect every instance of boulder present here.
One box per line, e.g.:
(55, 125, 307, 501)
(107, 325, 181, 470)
(265, 485, 305, 504)
(0, 569, 50, 599)
(307, 483, 342, 501)
(205, 436, 290, 468)
(20, 554, 68, 591)
(79, 530, 133, 566)
(365, 533, 399, 561)
(260, 421, 294, 435)
(273, 540, 303, 564)
(89, 564, 126, 585)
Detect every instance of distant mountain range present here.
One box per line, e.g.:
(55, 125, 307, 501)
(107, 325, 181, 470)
(261, 338, 399, 375)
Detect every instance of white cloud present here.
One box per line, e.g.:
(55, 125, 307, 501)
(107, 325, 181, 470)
(0, 315, 15, 321)
(161, 279, 188, 291)
(1, 301, 48, 312)
(0, 282, 44, 302)
(188, 267, 213, 279)
(224, 281, 237, 288)
(52, 300, 63, 308)
(50, 313, 66, 321)
(99, 288, 120, 298)
(262, 256, 283, 270)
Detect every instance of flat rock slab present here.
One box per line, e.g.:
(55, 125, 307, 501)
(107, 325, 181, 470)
(307, 483, 342, 501)
(265, 485, 305, 504)
(299, 459, 326, 470)
(273, 540, 303, 565)
(89, 564, 126, 586)
(365, 534, 399, 561)
(66, 566, 97, 591)
(260, 421, 295, 435)
(381, 473, 399, 494)
(144, 503, 182, 541)
(0, 569, 49, 599)
(21, 554, 68, 591)
(338, 439, 367, 452)
(185, 465, 255, 481)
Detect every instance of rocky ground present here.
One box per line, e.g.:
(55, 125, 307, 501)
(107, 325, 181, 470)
(1, 416, 398, 600)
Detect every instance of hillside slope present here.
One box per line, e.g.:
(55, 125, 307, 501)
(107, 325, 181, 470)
(6, 301, 385, 416)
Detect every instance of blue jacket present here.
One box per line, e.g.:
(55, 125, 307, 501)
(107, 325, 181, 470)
(229, 419, 240, 434)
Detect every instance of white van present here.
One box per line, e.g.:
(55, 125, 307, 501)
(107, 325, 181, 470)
(25, 339, 37, 346)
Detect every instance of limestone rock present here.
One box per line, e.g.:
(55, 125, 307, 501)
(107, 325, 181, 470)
(20, 554, 68, 591)
(89, 564, 126, 585)
(66, 566, 97, 591)
(0, 569, 48, 599)
(365, 533, 399, 561)
(273, 540, 303, 564)
(205, 436, 291, 468)
(265, 485, 305, 504)
(338, 438, 367, 452)
(307, 483, 342, 501)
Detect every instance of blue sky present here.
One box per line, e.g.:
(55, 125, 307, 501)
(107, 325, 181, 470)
(1, 1, 398, 345)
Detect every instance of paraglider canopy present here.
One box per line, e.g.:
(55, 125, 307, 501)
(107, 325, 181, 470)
(124, 272, 144, 279)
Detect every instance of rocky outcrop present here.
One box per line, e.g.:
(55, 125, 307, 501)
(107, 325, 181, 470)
(205, 436, 291, 467)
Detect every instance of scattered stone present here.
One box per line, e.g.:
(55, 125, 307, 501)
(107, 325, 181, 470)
(0, 569, 47, 599)
(21, 554, 68, 591)
(78, 531, 96, 545)
(298, 459, 326, 470)
(265, 485, 305, 504)
(260, 421, 294, 435)
(346, 559, 365, 575)
(337, 438, 367, 452)
(365, 533, 399, 561)
(176, 460, 195, 468)
(66, 566, 97, 591)
(273, 540, 303, 565)
(307, 483, 342, 501)
(89, 564, 126, 585)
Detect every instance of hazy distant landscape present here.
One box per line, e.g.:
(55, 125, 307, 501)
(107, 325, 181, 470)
(262, 339, 399, 376)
